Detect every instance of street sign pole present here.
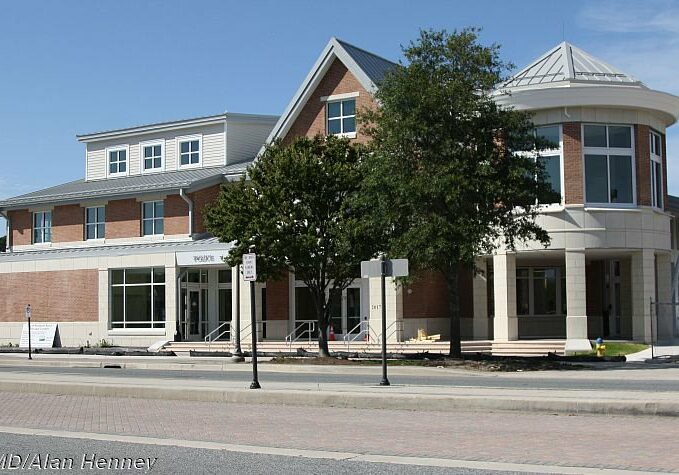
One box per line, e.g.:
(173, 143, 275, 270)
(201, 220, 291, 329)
(25, 304, 32, 360)
(243, 251, 260, 389)
(380, 257, 390, 386)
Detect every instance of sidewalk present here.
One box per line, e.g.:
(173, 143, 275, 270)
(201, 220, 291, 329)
(1, 353, 679, 417)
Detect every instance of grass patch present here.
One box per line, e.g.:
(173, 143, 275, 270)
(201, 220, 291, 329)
(583, 342, 648, 357)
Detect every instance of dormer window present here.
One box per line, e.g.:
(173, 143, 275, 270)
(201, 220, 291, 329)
(326, 98, 356, 137)
(178, 136, 201, 168)
(142, 142, 164, 173)
(107, 146, 128, 177)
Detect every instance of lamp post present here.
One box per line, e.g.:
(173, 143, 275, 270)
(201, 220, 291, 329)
(25, 304, 32, 360)
(379, 256, 390, 386)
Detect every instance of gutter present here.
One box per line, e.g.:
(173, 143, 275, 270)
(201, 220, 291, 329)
(0, 210, 10, 253)
(179, 189, 194, 237)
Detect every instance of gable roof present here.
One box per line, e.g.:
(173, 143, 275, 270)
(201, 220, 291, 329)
(0, 162, 250, 210)
(264, 37, 398, 145)
(501, 42, 642, 90)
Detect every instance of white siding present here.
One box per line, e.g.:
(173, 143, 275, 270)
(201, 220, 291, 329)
(226, 121, 275, 164)
(85, 122, 226, 181)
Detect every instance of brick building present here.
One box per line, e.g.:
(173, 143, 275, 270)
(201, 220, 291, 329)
(1, 38, 678, 352)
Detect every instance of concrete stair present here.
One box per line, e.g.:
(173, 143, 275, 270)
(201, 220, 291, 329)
(491, 340, 566, 357)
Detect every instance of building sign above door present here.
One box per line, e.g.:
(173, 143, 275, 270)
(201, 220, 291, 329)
(176, 250, 230, 267)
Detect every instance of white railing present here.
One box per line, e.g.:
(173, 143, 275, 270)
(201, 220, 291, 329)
(204, 322, 231, 343)
(343, 320, 378, 352)
(380, 320, 404, 344)
(285, 320, 316, 351)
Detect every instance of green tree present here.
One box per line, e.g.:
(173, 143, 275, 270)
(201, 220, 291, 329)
(0, 235, 5, 253)
(362, 28, 554, 357)
(204, 135, 379, 357)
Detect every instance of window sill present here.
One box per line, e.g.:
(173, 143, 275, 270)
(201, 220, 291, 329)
(106, 173, 129, 179)
(584, 204, 639, 211)
(108, 329, 166, 336)
(178, 163, 202, 170)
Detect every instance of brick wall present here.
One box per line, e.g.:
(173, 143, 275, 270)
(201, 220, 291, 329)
(662, 132, 669, 211)
(283, 59, 377, 144)
(0, 269, 99, 322)
(635, 124, 651, 206)
(52, 204, 83, 242)
(563, 122, 584, 205)
(106, 199, 140, 239)
(266, 275, 289, 321)
(193, 185, 221, 234)
(403, 269, 473, 319)
(164, 194, 189, 236)
(9, 209, 31, 246)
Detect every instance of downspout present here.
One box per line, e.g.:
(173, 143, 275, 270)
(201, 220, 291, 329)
(179, 189, 194, 238)
(0, 210, 10, 253)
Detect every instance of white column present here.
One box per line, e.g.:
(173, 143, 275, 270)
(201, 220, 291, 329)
(472, 257, 489, 340)
(565, 249, 591, 353)
(492, 252, 518, 341)
(632, 249, 655, 343)
(657, 252, 673, 341)
(368, 270, 403, 342)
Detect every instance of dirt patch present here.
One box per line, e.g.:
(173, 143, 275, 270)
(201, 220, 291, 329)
(269, 355, 587, 371)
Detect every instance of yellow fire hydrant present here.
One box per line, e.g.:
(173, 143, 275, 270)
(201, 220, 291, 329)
(595, 338, 606, 357)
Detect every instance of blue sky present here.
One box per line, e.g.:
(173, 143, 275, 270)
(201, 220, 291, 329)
(1, 0, 679, 236)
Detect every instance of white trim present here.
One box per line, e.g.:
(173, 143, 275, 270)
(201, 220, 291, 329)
(326, 97, 357, 136)
(84, 205, 106, 241)
(176, 134, 203, 170)
(139, 139, 165, 175)
(141, 200, 165, 237)
(650, 129, 663, 209)
(320, 91, 360, 102)
(105, 145, 130, 179)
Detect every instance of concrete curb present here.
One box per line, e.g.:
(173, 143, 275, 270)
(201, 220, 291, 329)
(1, 379, 678, 418)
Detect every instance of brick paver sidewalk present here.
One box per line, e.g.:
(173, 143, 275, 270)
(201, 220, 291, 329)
(0, 391, 675, 472)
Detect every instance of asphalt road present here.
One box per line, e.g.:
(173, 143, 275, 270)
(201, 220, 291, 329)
(0, 433, 524, 474)
(1, 363, 678, 392)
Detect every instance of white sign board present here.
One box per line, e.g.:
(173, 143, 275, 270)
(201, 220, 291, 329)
(243, 253, 257, 281)
(361, 259, 409, 278)
(176, 251, 230, 267)
(20, 323, 58, 348)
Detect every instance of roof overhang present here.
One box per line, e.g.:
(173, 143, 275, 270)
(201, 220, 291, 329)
(494, 85, 679, 127)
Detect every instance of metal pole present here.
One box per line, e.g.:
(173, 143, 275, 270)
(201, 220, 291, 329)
(249, 279, 260, 389)
(380, 256, 390, 386)
(650, 297, 655, 360)
(27, 314, 32, 360)
(233, 265, 242, 356)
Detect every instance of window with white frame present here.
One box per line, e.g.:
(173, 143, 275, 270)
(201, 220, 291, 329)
(650, 130, 663, 208)
(142, 142, 163, 172)
(535, 125, 562, 204)
(110, 268, 166, 329)
(85, 206, 105, 240)
(326, 99, 356, 136)
(32, 211, 52, 244)
(516, 267, 566, 316)
(142, 201, 164, 236)
(583, 124, 634, 204)
(178, 138, 200, 167)
(108, 147, 127, 176)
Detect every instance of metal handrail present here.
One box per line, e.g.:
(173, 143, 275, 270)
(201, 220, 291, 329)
(285, 320, 316, 350)
(382, 320, 404, 344)
(343, 320, 372, 352)
(204, 322, 231, 343)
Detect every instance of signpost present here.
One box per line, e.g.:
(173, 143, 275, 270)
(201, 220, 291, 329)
(25, 304, 32, 360)
(360, 257, 409, 386)
(243, 251, 260, 389)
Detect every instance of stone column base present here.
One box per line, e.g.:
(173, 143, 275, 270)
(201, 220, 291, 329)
(564, 338, 592, 354)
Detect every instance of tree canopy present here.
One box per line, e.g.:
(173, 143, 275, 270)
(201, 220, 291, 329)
(361, 28, 554, 356)
(204, 135, 380, 356)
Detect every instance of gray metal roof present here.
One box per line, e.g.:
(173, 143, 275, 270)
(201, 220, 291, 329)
(336, 38, 398, 84)
(0, 162, 251, 210)
(501, 42, 642, 89)
(0, 236, 233, 263)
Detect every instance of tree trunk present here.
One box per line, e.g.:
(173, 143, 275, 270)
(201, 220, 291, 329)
(447, 269, 462, 358)
(317, 318, 331, 358)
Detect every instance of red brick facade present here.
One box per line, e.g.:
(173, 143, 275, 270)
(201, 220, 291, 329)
(403, 269, 473, 319)
(52, 204, 84, 242)
(562, 122, 584, 205)
(193, 185, 221, 234)
(106, 199, 141, 239)
(283, 59, 376, 144)
(9, 209, 31, 246)
(662, 132, 669, 211)
(635, 124, 652, 206)
(164, 194, 189, 236)
(266, 276, 289, 321)
(0, 269, 99, 322)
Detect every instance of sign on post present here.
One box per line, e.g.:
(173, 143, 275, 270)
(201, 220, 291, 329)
(20, 323, 58, 348)
(25, 305, 32, 320)
(361, 258, 409, 278)
(243, 253, 257, 282)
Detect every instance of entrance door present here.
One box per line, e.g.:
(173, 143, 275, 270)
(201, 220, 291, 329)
(184, 289, 208, 341)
